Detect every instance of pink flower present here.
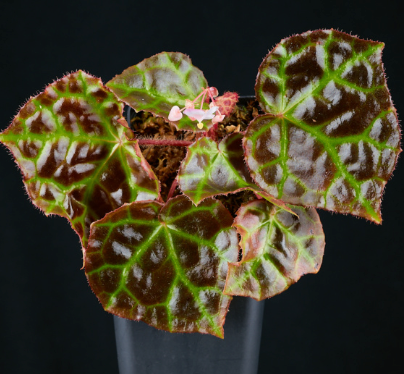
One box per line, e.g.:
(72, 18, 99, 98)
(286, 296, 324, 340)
(185, 99, 194, 109)
(212, 114, 225, 124)
(184, 106, 218, 123)
(168, 106, 183, 121)
(167, 87, 227, 130)
(209, 87, 218, 98)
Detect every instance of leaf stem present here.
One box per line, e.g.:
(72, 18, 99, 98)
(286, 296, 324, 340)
(138, 139, 194, 147)
(167, 178, 178, 200)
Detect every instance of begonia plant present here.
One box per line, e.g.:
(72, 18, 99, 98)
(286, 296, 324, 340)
(0, 29, 400, 338)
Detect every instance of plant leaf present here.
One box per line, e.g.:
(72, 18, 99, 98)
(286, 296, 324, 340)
(85, 196, 239, 338)
(0, 71, 160, 247)
(178, 133, 297, 216)
(215, 92, 239, 116)
(178, 133, 256, 204)
(107, 52, 211, 131)
(250, 29, 401, 222)
(224, 199, 325, 301)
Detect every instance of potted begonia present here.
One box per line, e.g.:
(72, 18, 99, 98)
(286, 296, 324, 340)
(0, 29, 400, 374)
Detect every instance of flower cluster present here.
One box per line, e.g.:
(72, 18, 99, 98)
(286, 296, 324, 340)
(168, 87, 225, 129)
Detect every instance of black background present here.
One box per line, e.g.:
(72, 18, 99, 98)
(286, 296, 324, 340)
(0, 0, 403, 373)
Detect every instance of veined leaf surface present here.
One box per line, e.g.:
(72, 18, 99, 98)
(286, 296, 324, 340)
(178, 133, 297, 215)
(178, 133, 257, 204)
(215, 92, 239, 116)
(85, 196, 239, 338)
(0, 71, 160, 246)
(107, 52, 211, 131)
(249, 29, 401, 222)
(224, 199, 325, 301)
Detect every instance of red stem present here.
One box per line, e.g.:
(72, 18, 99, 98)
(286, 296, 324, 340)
(254, 192, 264, 200)
(207, 124, 218, 141)
(167, 178, 178, 200)
(200, 91, 207, 109)
(138, 139, 194, 147)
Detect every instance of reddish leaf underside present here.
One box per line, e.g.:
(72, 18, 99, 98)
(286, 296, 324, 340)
(106, 52, 212, 132)
(215, 92, 239, 116)
(249, 29, 401, 223)
(0, 71, 160, 247)
(85, 196, 239, 338)
(224, 199, 325, 301)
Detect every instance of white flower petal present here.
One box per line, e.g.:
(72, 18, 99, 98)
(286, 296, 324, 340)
(184, 109, 206, 123)
(202, 106, 218, 120)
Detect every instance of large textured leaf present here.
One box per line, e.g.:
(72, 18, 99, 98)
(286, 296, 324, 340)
(178, 133, 257, 204)
(85, 196, 239, 338)
(0, 71, 160, 246)
(178, 133, 296, 215)
(224, 199, 325, 301)
(107, 52, 210, 131)
(249, 29, 401, 222)
(178, 133, 297, 216)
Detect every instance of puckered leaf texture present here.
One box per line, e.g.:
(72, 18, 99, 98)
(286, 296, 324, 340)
(215, 92, 239, 116)
(178, 133, 297, 215)
(178, 133, 258, 204)
(249, 29, 401, 223)
(107, 52, 211, 131)
(0, 71, 160, 246)
(224, 199, 325, 301)
(85, 196, 239, 338)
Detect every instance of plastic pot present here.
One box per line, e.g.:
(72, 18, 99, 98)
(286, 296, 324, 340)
(115, 97, 264, 374)
(114, 296, 264, 374)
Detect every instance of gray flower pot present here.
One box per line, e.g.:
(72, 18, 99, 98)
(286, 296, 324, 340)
(114, 296, 265, 374)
